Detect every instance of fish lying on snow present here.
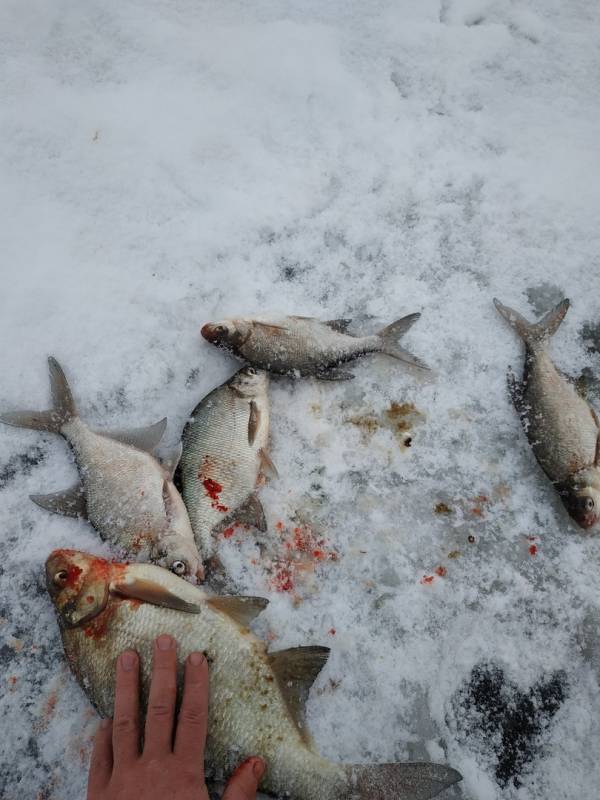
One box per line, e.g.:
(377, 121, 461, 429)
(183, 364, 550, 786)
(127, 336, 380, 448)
(180, 367, 277, 564)
(0, 358, 204, 579)
(494, 298, 600, 529)
(46, 549, 462, 800)
(201, 314, 429, 379)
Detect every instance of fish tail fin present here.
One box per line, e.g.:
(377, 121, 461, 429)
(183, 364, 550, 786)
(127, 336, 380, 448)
(346, 762, 462, 800)
(0, 356, 76, 433)
(378, 313, 430, 370)
(493, 297, 570, 348)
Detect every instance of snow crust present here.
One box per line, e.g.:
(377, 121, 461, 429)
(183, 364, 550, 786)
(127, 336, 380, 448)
(1, 1, 600, 798)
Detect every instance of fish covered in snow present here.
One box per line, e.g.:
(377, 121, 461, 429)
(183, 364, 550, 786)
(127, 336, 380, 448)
(46, 549, 462, 800)
(180, 367, 277, 564)
(494, 298, 600, 529)
(0, 358, 204, 579)
(201, 314, 429, 379)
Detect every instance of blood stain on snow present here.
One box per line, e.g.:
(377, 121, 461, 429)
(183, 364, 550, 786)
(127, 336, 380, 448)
(435, 566, 447, 577)
(420, 575, 435, 585)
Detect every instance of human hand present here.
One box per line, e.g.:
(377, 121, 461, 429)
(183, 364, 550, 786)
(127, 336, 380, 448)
(87, 634, 265, 799)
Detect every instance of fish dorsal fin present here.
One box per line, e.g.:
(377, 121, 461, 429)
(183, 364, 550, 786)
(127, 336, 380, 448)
(112, 576, 201, 613)
(248, 401, 261, 446)
(101, 418, 167, 453)
(252, 321, 288, 335)
(30, 483, 87, 519)
(324, 318, 352, 333)
(268, 646, 330, 741)
(258, 448, 278, 480)
(207, 596, 269, 627)
(157, 442, 183, 479)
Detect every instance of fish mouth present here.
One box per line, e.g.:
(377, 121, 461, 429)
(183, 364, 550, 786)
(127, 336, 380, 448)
(201, 323, 221, 343)
(575, 513, 598, 531)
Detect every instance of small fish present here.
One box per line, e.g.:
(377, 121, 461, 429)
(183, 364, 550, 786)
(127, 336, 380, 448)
(46, 549, 462, 800)
(494, 298, 600, 529)
(0, 358, 204, 579)
(201, 315, 429, 379)
(180, 367, 276, 563)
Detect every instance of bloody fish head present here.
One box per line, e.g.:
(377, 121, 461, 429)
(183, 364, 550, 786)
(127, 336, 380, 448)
(201, 320, 251, 353)
(45, 550, 111, 628)
(559, 475, 600, 531)
(201, 322, 232, 344)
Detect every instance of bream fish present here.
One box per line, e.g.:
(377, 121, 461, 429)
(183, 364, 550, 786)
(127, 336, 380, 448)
(0, 358, 203, 579)
(46, 549, 462, 800)
(201, 314, 429, 379)
(494, 298, 600, 529)
(180, 367, 277, 563)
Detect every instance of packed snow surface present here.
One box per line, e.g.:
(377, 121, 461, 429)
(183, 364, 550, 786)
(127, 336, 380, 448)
(1, 1, 600, 798)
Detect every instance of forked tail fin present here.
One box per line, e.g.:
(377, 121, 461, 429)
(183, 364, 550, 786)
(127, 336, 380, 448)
(0, 356, 76, 433)
(378, 313, 430, 370)
(346, 762, 462, 800)
(493, 297, 570, 349)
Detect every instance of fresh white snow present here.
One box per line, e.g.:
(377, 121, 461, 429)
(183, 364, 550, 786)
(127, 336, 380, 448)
(1, 1, 600, 798)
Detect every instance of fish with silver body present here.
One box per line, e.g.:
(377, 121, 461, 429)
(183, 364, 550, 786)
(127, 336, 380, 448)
(180, 367, 277, 564)
(0, 358, 203, 580)
(494, 298, 600, 530)
(201, 314, 429, 379)
(45, 549, 462, 800)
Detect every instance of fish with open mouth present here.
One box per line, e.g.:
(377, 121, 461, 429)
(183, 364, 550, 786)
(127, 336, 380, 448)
(45, 549, 462, 800)
(201, 314, 429, 379)
(0, 357, 204, 579)
(180, 367, 277, 564)
(494, 298, 600, 530)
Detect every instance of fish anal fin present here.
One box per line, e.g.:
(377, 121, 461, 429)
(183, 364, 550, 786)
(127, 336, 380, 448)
(248, 401, 261, 446)
(207, 595, 268, 627)
(112, 577, 201, 613)
(324, 318, 352, 333)
(316, 367, 355, 381)
(258, 448, 278, 481)
(233, 493, 267, 531)
(268, 646, 330, 742)
(101, 418, 168, 453)
(30, 484, 87, 519)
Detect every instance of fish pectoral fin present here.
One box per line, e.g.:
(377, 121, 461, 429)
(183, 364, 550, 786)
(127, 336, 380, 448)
(233, 493, 268, 532)
(324, 318, 352, 333)
(100, 418, 168, 453)
(112, 577, 201, 613)
(506, 367, 526, 417)
(316, 367, 355, 381)
(268, 646, 330, 741)
(30, 483, 87, 519)
(595, 434, 600, 467)
(258, 448, 278, 481)
(207, 595, 269, 626)
(248, 401, 261, 446)
(252, 321, 288, 335)
(157, 442, 183, 479)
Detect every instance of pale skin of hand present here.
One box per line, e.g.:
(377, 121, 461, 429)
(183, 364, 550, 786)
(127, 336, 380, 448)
(88, 633, 265, 800)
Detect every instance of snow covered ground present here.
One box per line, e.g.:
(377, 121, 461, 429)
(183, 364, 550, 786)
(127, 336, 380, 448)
(1, 1, 600, 798)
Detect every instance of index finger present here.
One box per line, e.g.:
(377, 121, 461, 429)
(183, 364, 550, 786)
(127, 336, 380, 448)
(174, 651, 208, 765)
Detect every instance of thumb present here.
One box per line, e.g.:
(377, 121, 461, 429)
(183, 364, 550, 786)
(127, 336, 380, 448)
(222, 757, 266, 800)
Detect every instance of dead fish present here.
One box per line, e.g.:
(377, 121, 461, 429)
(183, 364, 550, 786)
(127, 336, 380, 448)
(0, 358, 204, 579)
(201, 315, 429, 379)
(46, 549, 462, 800)
(180, 367, 277, 563)
(494, 298, 600, 529)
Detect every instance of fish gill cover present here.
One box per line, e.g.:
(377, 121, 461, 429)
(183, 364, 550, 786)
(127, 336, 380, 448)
(1, 0, 600, 799)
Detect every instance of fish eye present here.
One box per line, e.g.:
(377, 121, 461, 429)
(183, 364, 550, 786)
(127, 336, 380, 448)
(53, 570, 69, 588)
(171, 560, 187, 576)
(585, 497, 595, 512)
(246, 367, 256, 375)
(215, 325, 228, 335)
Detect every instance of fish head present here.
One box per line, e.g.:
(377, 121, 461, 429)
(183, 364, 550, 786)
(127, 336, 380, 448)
(201, 319, 251, 352)
(228, 366, 269, 398)
(45, 549, 112, 628)
(151, 535, 206, 583)
(560, 471, 600, 530)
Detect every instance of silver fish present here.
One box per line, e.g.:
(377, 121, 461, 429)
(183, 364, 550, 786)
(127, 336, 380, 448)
(46, 549, 462, 800)
(180, 367, 276, 563)
(201, 315, 429, 379)
(494, 298, 600, 529)
(0, 358, 204, 579)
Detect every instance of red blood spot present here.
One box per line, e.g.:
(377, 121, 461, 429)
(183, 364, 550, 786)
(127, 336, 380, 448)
(529, 544, 538, 556)
(223, 527, 235, 539)
(275, 521, 285, 532)
(86, 595, 94, 604)
(328, 628, 336, 636)
(8, 676, 17, 686)
(203, 477, 223, 500)
(420, 575, 434, 585)
(63, 564, 83, 588)
(435, 566, 447, 577)
(271, 563, 295, 592)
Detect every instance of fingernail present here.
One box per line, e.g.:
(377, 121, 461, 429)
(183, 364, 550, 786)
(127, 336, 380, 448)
(189, 651, 204, 666)
(121, 651, 137, 671)
(101, 718, 112, 729)
(157, 634, 174, 651)
(252, 758, 266, 780)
